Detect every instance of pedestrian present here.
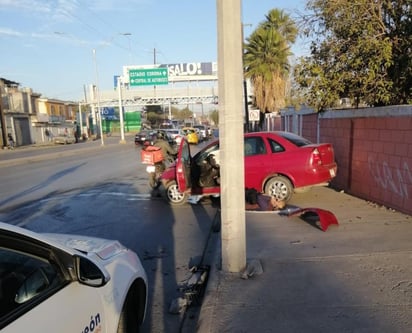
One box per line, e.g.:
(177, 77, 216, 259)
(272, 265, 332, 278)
(7, 133, 14, 149)
(73, 127, 79, 143)
(245, 188, 286, 211)
(45, 129, 51, 141)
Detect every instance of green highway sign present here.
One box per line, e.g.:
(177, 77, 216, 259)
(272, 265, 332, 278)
(129, 68, 169, 86)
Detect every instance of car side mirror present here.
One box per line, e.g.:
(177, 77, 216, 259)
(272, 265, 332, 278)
(75, 256, 110, 287)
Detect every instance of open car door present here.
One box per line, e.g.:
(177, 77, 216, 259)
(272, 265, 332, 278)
(175, 138, 192, 192)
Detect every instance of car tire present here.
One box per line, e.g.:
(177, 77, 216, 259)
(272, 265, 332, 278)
(264, 176, 293, 202)
(117, 284, 145, 333)
(165, 181, 187, 205)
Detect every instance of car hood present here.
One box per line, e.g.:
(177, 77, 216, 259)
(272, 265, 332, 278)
(43, 233, 126, 260)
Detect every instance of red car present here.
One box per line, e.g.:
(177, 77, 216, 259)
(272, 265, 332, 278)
(160, 131, 337, 205)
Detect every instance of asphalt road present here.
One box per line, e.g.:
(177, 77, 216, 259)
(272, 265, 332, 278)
(0, 135, 217, 333)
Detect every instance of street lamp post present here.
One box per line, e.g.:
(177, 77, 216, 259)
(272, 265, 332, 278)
(117, 76, 126, 143)
(92, 48, 104, 146)
(120, 33, 132, 64)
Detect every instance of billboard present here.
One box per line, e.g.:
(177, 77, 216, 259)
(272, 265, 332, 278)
(122, 62, 217, 85)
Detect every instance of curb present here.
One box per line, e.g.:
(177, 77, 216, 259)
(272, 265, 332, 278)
(195, 212, 222, 333)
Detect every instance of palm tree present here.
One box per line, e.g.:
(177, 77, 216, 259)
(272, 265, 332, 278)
(244, 9, 297, 116)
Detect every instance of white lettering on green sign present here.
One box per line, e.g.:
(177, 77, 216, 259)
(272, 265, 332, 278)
(129, 68, 168, 86)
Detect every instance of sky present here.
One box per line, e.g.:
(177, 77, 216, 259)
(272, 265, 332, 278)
(0, 0, 308, 101)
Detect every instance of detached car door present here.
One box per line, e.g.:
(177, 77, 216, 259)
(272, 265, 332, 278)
(1, 228, 106, 333)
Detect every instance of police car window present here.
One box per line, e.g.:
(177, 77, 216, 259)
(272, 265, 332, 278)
(0, 247, 64, 319)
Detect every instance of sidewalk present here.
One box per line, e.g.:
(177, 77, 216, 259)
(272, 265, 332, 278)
(0, 134, 134, 167)
(197, 187, 412, 333)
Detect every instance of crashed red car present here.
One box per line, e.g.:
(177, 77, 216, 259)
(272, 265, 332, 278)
(160, 131, 337, 205)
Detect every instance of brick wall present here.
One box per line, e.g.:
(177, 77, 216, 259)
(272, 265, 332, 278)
(280, 106, 412, 215)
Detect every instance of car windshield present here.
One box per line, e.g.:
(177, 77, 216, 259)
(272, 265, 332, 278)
(277, 132, 312, 147)
(195, 143, 219, 163)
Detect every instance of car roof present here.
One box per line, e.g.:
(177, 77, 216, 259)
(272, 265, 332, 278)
(245, 131, 312, 146)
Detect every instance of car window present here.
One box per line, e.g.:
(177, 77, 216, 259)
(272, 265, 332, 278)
(0, 247, 66, 320)
(268, 138, 285, 153)
(277, 132, 312, 147)
(195, 143, 220, 163)
(244, 137, 266, 156)
(181, 140, 190, 163)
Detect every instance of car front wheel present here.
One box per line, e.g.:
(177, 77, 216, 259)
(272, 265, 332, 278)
(264, 176, 293, 202)
(165, 181, 187, 205)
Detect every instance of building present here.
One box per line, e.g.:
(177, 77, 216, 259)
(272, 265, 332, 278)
(34, 98, 78, 143)
(0, 77, 78, 148)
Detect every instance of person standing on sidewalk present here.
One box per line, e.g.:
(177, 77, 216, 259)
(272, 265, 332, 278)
(7, 133, 15, 149)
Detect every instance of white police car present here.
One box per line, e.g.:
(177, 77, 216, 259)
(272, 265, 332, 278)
(0, 222, 147, 333)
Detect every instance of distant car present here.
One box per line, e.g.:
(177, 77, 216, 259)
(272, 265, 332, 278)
(181, 127, 199, 145)
(136, 129, 176, 147)
(0, 222, 148, 333)
(53, 134, 75, 144)
(134, 129, 152, 145)
(193, 125, 208, 141)
(161, 131, 338, 205)
(163, 129, 186, 146)
(163, 129, 180, 141)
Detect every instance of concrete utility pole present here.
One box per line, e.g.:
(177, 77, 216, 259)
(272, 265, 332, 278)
(0, 96, 7, 148)
(216, 0, 246, 272)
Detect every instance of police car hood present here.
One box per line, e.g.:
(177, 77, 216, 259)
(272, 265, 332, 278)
(43, 233, 126, 260)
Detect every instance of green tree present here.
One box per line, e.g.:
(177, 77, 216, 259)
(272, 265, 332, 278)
(383, 0, 412, 104)
(244, 9, 298, 115)
(294, 0, 411, 111)
(172, 106, 193, 121)
(209, 109, 219, 126)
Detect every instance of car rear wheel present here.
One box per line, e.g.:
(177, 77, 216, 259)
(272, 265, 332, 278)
(165, 181, 187, 205)
(264, 176, 293, 202)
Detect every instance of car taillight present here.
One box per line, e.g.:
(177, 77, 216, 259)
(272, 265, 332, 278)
(311, 148, 322, 165)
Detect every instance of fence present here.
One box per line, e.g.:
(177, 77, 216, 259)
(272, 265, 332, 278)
(275, 105, 412, 216)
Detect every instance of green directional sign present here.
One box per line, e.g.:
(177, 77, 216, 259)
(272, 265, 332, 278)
(129, 68, 169, 86)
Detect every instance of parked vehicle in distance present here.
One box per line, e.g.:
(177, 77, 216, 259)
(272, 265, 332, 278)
(134, 129, 152, 145)
(163, 129, 180, 141)
(193, 125, 208, 141)
(161, 131, 338, 205)
(181, 127, 199, 145)
(53, 134, 76, 144)
(156, 130, 176, 147)
(135, 129, 176, 146)
(167, 129, 186, 146)
(0, 222, 148, 332)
